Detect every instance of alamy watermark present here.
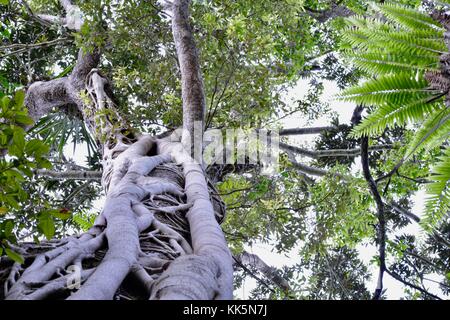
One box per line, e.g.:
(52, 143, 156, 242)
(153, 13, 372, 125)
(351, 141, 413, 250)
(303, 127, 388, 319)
(170, 122, 280, 175)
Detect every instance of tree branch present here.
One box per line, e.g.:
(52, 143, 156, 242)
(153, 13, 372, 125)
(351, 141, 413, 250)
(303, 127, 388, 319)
(232, 256, 276, 295)
(385, 268, 442, 300)
(279, 126, 336, 136)
(35, 169, 102, 180)
(354, 105, 386, 301)
(388, 202, 450, 248)
(0, 38, 70, 59)
(361, 135, 387, 300)
(234, 251, 290, 293)
(388, 203, 421, 223)
(171, 0, 206, 161)
(304, 1, 354, 23)
(279, 142, 393, 159)
(23, 1, 99, 128)
(36, 0, 83, 31)
(291, 160, 331, 177)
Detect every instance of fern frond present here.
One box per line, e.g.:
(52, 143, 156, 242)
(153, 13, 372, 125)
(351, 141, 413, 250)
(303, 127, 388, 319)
(340, 73, 436, 106)
(345, 15, 442, 37)
(372, 30, 445, 53)
(351, 97, 443, 137)
(347, 29, 446, 56)
(423, 147, 450, 230)
(346, 52, 440, 75)
(406, 106, 450, 157)
(377, 3, 444, 32)
(341, 2, 450, 230)
(344, 16, 388, 29)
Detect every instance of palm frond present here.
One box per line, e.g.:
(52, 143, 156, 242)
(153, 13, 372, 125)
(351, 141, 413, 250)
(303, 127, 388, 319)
(30, 113, 97, 157)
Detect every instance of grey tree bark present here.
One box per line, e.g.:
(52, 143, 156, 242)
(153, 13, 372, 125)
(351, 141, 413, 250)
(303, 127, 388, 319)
(2, 0, 233, 300)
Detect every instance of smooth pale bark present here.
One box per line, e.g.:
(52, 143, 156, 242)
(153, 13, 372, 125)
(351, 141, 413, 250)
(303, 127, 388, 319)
(35, 169, 102, 180)
(279, 126, 336, 136)
(3, 0, 233, 301)
(68, 138, 169, 300)
(171, 0, 206, 161)
(235, 251, 290, 292)
(279, 142, 393, 159)
(149, 140, 233, 299)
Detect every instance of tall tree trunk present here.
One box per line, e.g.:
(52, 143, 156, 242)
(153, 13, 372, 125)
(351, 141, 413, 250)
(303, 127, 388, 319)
(1, 0, 233, 300)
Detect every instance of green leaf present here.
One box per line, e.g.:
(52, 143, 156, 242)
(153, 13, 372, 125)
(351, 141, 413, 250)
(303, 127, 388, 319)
(12, 128, 25, 153)
(0, 0, 9, 6)
(15, 114, 34, 126)
(36, 158, 52, 169)
(25, 139, 49, 157)
(18, 165, 33, 178)
(1, 96, 10, 109)
(5, 248, 24, 264)
(13, 90, 25, 107)
(4, 195, 20, 209)
(55, 65, 74, 78)
(49, 209, 72, 220)
(38, 214, 55, 240)
(4, 220, 14, 237)
(80, 22, 90, 35)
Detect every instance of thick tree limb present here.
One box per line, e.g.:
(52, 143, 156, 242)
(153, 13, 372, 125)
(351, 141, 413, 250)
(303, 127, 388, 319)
(305, 1, 354, 22)
(385, 268, 442, 300)
(234, 251, 290, 293)
(23, 1, 99, 127)
(171, 0, 206, 160)
(25, 77, 72, 123)
(361, 136, 386, 300)
(280, 142, 393, 159)
(35, 169, 102, 180)
(279, 126, 336, 136)
(356, 105, 386, 301)
(36, 0, 83, 31)
(291, 160, 331, 177)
